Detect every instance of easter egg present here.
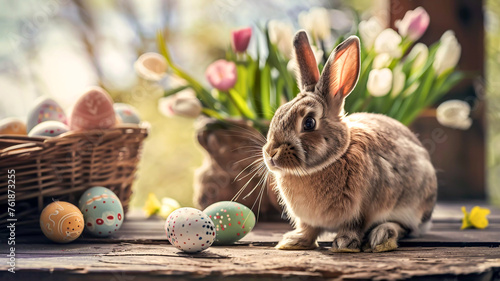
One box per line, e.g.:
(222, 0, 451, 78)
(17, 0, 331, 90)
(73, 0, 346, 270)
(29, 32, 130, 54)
(204, 201, 256, 245)
(40, 201, 84, 243)
(27, 97, 67, 132)
(28, 121, 69, 137)
(0, 118, 26, 135)
(113, 103, 141, 124)
(70, 87, 116, 131)
(165, 207, 215, 253)
(78, 186, 124, 237)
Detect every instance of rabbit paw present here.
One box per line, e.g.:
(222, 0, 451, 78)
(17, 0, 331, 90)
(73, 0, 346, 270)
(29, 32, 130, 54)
(275, 231, 318, 250)
(330, 233, 361, 253)
(368, 223, 400, 253)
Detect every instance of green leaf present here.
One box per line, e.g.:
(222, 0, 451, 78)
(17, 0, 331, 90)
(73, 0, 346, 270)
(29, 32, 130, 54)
(228, 89, 256, 119)
(156, 30, 218, 111)
(261, 64, 272, 119)
(164, 85, 190, 97)
(274, 76, 284, 112)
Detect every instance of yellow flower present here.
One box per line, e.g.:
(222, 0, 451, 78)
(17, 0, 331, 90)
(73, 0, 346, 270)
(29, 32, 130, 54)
(158, 197, 181, 219)
(143, 193, 161, 217)
(461, 206, 490, 230)
(143, 193, 181, 218)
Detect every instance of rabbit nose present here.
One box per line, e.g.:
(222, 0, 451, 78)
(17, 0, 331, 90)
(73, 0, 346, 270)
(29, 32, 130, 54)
(267, 149, 278, 167)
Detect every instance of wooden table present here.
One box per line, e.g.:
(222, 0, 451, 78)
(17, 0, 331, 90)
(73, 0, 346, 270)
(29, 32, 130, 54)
(1, 203, 500, 280)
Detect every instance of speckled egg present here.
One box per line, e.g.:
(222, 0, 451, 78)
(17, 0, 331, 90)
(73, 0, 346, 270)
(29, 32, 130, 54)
(0, 118, 26, 135)
(28, 121, 69, 137)
(165, 207, 215, 253)
(113, 103, 141, 124)
(204, 201, 256, 245)
(78, 186, 124, 237)
(27, 97, 67, 132)
(40, 201, 84, 243)
(70, 87, 116, 131)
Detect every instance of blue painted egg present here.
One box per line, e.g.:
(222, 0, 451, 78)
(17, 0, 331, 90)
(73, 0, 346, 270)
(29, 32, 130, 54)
(78, 186, 124, 237)
(113, 103, 141, 124)
(165, 207, 215, 253)
(28, 121, 69, 137)
(27, 97, 67, 132)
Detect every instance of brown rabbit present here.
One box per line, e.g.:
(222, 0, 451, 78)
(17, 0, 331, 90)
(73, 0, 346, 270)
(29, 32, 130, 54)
(263, 31, 437, 253)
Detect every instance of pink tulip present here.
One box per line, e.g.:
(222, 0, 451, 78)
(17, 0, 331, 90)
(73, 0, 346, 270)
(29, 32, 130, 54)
(231, 27, 252, 53)
(205, 59, 237, 91)
(396, 7, 430, 41)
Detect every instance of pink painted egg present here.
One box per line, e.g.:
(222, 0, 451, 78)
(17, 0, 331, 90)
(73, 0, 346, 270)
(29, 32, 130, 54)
(165, 207, 215, 253)
(69, 87, 116, 130)
(28, 121, 69, 137)
(27, 97, 67, 132)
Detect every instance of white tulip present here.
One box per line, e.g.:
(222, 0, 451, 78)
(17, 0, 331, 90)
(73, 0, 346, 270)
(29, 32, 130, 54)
(268, 20, 294, 59)
(374, 29, 402, 58)
(433, 30, 461, 75)
(367, 68, 393, 97)
(372, 53, 392, 69)
(134, 52, 168, 82)
(358, 17, 384, 49)
(406, 43, 428, 73)
(391, 65, 406, 97)
(299, 7, 331, 42)
(436, 100, 472, 130)
(402, 81, 420, 97)
(158, 90, 202, 118)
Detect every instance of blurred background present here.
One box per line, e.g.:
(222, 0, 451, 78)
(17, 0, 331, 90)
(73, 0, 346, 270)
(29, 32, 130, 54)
(0, 0, 498, 209)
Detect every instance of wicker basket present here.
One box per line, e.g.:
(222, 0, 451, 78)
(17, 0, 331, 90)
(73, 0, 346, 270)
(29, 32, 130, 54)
(0, 124, 148, 235)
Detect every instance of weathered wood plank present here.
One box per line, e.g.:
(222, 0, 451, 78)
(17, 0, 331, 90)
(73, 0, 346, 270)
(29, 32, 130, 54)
(1, 244, 499, 280)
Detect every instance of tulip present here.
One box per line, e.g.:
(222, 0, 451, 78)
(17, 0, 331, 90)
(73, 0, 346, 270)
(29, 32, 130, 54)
(367, 68, 393, 97)
(158, 90, 202, 118)
(299, 7, 331, 42)
(268, 20, 294, 59)
(372, 53, 392, 69)
(403, 81, 419, 97)
(206, 59, 237, 91)
(433, 30, 461, 75)
(406, 43, 428, 73)
(231, 27, 252, 53)
(391, 65, 405, 97)
(395, 7, 430, 41)
(436, 99, 472, 130)
(358, 17, 384, 49)
(374, 29, 402, 58)
(134, 52, 168, 82)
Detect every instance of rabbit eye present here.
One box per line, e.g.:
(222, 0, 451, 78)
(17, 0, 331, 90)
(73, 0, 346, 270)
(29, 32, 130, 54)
(303, 117, 316, 132)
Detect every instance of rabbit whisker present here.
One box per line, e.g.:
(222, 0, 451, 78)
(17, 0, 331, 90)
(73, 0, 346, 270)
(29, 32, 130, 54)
(243, 164, 268, 200)
(232, 163, 266, 201)
(233, 154, 263, 165)
(234, 158, 266, 182)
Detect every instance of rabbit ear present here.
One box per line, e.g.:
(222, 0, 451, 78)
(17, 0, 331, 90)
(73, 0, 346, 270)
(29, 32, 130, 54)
(317, 36, 360, 114)
(293, 30, 320, 92)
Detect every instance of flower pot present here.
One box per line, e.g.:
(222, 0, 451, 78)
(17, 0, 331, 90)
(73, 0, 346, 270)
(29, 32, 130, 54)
(193, 118, 282, 220)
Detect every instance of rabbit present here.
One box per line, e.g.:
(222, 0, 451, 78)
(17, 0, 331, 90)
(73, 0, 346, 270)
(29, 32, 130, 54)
(262, 30, 437, 253)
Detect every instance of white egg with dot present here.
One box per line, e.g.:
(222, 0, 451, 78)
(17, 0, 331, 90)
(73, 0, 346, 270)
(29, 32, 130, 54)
(165, 207, 215, 253)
